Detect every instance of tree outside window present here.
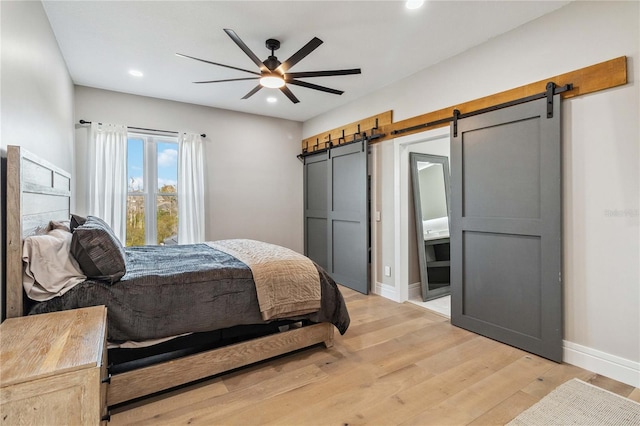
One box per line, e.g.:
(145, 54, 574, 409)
(127, 136, 179, 246)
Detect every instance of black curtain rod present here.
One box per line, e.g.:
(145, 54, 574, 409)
(79, 120, 206, 138)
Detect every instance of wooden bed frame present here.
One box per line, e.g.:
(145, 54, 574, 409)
(5, 145, 334, 406)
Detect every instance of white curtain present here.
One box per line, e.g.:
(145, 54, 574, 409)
(178, 133, 205, 244)
(88, 122, 128, 243)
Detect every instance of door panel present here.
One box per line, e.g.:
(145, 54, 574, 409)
(306, 159, 328, 212)
(332, 220, 363, 284)
(328, 143, 369, 294)
(306, 218, 327, 269)
(451, 95, 562, 362)
(303, 142, 369, 294)
(332, 153, 362, 213)
(304, 152, 329, 271)
(462, 231, 541, 338)
(462, 119, 541, 219)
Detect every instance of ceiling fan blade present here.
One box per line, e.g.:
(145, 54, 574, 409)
(276, 37, 323, 74)
(286, 69, 361, 79)
(242, 85, 263, 99)
(280, 85, 300, 104)
(224, 29, 269, 73)
(287, 79, 344, 95)
(193, 77, 259, 84)
(176, 53, 260, 76)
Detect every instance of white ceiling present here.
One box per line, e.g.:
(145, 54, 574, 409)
(43, 1, 570, 122)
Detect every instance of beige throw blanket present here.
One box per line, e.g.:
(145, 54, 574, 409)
(207, 239, 321, 320)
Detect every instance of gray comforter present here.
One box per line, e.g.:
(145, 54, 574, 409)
(28, 243, 350, 342)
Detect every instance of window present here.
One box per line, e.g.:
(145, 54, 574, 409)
(126, 134, 179, 246)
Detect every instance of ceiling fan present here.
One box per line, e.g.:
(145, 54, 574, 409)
(176, 29, 361, 104)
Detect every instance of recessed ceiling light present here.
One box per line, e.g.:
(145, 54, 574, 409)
(267, 97, 278, 103)
(406, 0, 424, 10)
(129, 70, 144, 77)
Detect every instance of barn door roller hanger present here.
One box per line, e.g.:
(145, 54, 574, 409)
(392, 82, 572, 138)
(297, 119, 385, 163)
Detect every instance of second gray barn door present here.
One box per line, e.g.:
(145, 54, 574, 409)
(304, 142, 369, 294)
(450, 95, 563, 362)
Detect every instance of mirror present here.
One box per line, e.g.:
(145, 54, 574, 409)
(410, 153, 451, 302)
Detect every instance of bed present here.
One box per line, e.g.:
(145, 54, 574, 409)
(5, 145, 350, 406)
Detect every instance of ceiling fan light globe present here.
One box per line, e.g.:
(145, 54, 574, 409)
(260, 75, 285, 88)
(406, 0, 424, 9)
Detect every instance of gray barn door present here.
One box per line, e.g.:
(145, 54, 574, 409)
(304, 143, 369, 294)
(450, 95, 562, 362)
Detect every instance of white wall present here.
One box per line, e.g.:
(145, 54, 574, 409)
(74, 86, 304, 252)
(0, 1, 75, 171)
(304, 1, 640, 386)
(1, 0, 75, 320)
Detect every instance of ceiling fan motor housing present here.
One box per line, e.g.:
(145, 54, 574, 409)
(264, 39, 282, 71)
(264, 56, 281, 72)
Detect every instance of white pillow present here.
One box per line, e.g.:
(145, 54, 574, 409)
(23, 228, 86, 301)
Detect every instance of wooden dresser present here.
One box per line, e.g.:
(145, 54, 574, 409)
(0, 306, 109, 425)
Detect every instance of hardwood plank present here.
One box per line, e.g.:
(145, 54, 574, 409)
(341, 315, 437, 352)
(520, 362, 596, 399)
(223, 334, 409, 425)
(221, 343, 343, 393)
(628, 388, 640, 403)
(467, 390, 539, 426)
(585, 373, 637, 398)
(127, 364, 329, 425)
(374, 324, 475, 376)
(400, 355, 556, 425)
(415, 333, 524, 375)
(344, 305, 427, 338)
(107, 322, 333, 405)
(109, 378, 229, 425)
(267, 363, 434, 426)
(109, 287, 639, 425)
(221, 361, 376, 425)
(346, 343, 526, 425)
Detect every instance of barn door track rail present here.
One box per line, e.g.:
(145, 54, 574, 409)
(392, 82, 572, 138)
(300, 57, 626, 150)
(297, 120, 385, 163)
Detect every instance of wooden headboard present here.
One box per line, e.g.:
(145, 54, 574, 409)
(6, 145, 71, 318)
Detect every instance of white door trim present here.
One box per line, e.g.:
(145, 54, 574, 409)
(392, 127, 450, 303)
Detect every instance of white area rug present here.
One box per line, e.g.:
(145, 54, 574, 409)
(508, 378, 640, 425)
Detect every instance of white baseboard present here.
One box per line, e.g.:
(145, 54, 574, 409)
(563, 340, 640, 388)
(374, 282, 400, 302)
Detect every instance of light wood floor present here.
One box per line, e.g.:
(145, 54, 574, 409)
(111, 287, 640, 425)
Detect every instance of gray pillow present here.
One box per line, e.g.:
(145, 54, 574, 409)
(70, 216, 126, 283)
(70, 214, 87, 232)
